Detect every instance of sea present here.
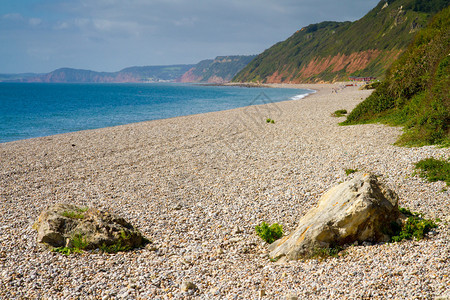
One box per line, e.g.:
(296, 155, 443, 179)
(0, 83, 313, 143)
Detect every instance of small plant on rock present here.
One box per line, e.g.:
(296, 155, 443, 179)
(255, 222, 283, 244)
(52, 233, 88, 255)
(345, 168, 358, 175)
(61, 207, 88, 219)
(311, 246, 345, 260)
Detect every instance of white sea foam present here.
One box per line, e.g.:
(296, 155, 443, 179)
(290, 89, 317, 100)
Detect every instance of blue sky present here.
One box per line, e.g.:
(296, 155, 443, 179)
(1, 0, 380, 73)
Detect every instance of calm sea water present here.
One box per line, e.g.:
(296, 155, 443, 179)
(0, 83, 312, 143)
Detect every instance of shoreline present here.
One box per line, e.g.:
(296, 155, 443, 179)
(1, 84, 448, 299)
(0, 82, 320, 145)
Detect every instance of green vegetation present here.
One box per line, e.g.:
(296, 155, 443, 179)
(391, 207, 439, 242)
(361, 81, 381, 90)
(255, 222, 283, 244)
(332, 109, 348, 117)
(414, 157, 450, 185)
(342, 7, 450, 146)
(100, 230, 133, 253)
(345, 168, 358, 175)
(188, 55, 256, 82)
(52, 234, 88, 256)
(311, 246, 346, 259)
(234, 0, 445, 83)
(266, 118, 275, 124)
(61, 207, 88, 219)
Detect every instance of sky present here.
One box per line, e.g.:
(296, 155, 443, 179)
(0, 0, 380, 74)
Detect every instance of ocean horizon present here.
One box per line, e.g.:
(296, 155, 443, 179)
(0, 82, 312, 143)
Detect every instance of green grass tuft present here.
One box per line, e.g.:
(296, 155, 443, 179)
(311, 246, 345, 259)
(52, 233, 88, 255)
(332, 109, 348, 117)
(414, 157, 450, 185)
(255, 222, 283, 244)
(345, 168, 358, 175)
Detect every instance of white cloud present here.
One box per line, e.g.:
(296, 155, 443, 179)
(2, 13, 24, 21)
(29, 18, 42, 26)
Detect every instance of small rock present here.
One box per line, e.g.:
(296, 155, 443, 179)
(259, 289, 266, 297)
(285, 294, 298, 300)
(228, 237, 242, 243)
(233, 226, 243, 234)
(172, 203, 183, 211)
(181, 281, 197, 292)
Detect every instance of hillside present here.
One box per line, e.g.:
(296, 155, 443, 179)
(233, 0, 449, 83)
(179, 55, 256, 83)
(342, 6, 450, 146)
(6, 65, 194, 83)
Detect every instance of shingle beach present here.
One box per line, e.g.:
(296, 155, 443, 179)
(1, 84, 449, 299)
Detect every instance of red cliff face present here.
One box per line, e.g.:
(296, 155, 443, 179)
(178, 68, 202, 83)
(263, 50, 402, 83)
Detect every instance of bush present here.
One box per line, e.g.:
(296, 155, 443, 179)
(390, 207, 439, 242)
(342, 7, 450, 146)
(255, 222, 283, 244)
(391, 216, 438, 242)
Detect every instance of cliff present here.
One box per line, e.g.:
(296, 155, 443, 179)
(179, 55, 256, 83)
(233, 0, 449, 83)
(7, 65, 194, 83)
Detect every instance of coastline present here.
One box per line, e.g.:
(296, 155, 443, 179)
(1, 84, 449, 299)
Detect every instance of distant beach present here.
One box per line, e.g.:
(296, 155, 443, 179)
(1, 83, 448, 299)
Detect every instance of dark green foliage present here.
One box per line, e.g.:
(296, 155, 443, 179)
(414, 157, 450, 185)
(399, 206, 415, 216)
(234, 0, 442, 83)
(255, 222, 283, 244)
(389, 207, 439, 242)
(332, 109, 348, 117)
(266, 118, 275, 123)
(406, 0, 450, 13)
(311, 246, 345, 259)
(345, 168, 358, 175)
(361, 81, 382, 90)
(52, 234, 88, 256)
(343, 6, 450, 146)
(391, 216, 438, 242)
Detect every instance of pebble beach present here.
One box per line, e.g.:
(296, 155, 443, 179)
(0, 84, 449, 299)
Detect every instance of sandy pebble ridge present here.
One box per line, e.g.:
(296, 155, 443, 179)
(0, 84, 449, 299)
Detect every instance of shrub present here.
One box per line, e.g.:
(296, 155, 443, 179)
(391, 216, 438, 242)
(255, 222, 283, 244)
(390, 207, 439, 242)
(266, 118, 275, 124)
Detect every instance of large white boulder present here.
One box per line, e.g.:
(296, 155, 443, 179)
(269, 173, 399, 260)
